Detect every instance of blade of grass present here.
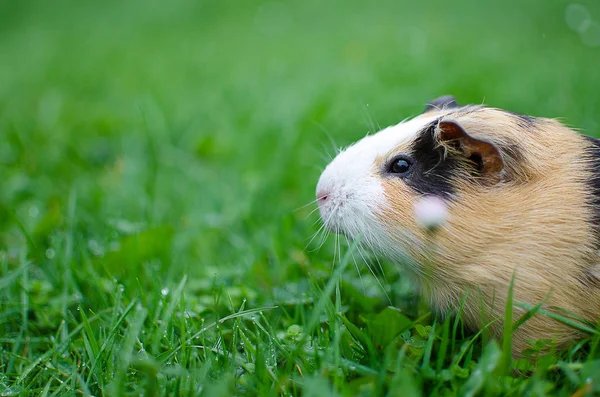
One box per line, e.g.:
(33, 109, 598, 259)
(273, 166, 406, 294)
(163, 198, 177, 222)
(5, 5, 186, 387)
(515, 302, 600, 336)
(111, 304, 148, 394)
(17, 309, 110, 384)
(420, 321, 436, 370)
(86, 300, 138, 384)
(499, 271, 516, 375)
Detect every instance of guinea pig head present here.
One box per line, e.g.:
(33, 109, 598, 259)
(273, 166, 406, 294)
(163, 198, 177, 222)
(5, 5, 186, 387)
(315, 98, 506, 263)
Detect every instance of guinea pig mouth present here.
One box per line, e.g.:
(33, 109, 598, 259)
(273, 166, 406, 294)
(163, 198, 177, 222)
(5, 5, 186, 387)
(317, 197, 343, 232)
(317, 203, 338, 232)
(317, 195, 359, 238)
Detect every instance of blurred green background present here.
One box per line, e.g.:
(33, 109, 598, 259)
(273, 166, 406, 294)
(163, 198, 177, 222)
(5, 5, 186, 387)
(2, 0, 600, 279)
(2, 0, 600, 394)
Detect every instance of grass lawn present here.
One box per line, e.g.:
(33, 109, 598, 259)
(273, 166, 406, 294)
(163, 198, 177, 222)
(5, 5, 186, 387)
(2, 0, 600, 395)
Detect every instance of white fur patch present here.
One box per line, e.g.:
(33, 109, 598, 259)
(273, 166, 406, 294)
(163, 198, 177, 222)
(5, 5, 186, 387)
(316, 114, 438, 243)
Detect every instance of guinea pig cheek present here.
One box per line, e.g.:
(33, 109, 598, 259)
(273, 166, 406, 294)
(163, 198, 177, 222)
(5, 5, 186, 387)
(376, 178, 425, 248)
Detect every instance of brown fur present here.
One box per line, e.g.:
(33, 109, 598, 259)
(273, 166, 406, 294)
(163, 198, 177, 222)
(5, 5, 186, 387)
(377, 106, 600, 354)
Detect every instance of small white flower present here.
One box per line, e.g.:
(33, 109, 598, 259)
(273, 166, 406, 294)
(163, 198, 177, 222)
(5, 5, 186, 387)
(413, 196, 448, 230)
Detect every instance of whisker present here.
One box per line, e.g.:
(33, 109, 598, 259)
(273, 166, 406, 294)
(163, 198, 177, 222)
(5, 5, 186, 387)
(305, 222, 328, 250)
(293, 199, 319, 212)
(304, 206, 322, 220)
(333, 231, 340, 270)
(358, 99, 380, 135)
(355, 242, 391, 304)
(310, 215, 324, 228)
(319, 143, 335, 162)
(346, 236, 367, 296)
(308, 145, 334, 163)
(311, 119, 339, 157)
(316, 228, 331, 252)
(372, 252, 388, 284)
(306, 206, 338, 252)
(353, 218, 389, 284)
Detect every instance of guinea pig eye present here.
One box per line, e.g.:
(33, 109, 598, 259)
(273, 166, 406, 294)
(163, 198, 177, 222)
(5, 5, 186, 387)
(389, 157, 412, 174)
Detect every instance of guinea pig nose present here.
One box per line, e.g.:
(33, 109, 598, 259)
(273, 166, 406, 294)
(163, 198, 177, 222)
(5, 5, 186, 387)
(316, 188, 330, 203)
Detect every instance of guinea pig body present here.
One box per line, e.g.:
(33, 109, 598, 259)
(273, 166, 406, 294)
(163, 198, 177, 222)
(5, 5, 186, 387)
(316, 97, 600, 353)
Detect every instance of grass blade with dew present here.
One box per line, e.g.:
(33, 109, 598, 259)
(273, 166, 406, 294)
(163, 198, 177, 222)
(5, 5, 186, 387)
(284, 236, 361, 375)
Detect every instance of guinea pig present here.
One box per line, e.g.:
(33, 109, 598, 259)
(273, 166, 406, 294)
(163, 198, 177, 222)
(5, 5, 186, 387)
(316, 95, 600, 354)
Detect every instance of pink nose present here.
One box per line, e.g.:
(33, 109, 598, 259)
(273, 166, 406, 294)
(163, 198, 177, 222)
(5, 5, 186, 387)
(316, 189, 330, 203)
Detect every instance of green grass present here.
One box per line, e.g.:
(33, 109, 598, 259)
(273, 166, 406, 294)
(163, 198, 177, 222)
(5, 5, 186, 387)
(2, 0, 600, 395)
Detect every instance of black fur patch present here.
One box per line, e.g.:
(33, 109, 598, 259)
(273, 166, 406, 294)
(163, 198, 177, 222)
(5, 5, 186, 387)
(389, 122, 460, 198)
(577, 136, 600, 288)
(584, 136, 600, 232)
(582, 268, 600, 288)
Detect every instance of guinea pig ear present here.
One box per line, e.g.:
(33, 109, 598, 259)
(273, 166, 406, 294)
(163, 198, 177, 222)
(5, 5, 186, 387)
(424, 95, 459, 113)
(437, 120, 504, 179)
